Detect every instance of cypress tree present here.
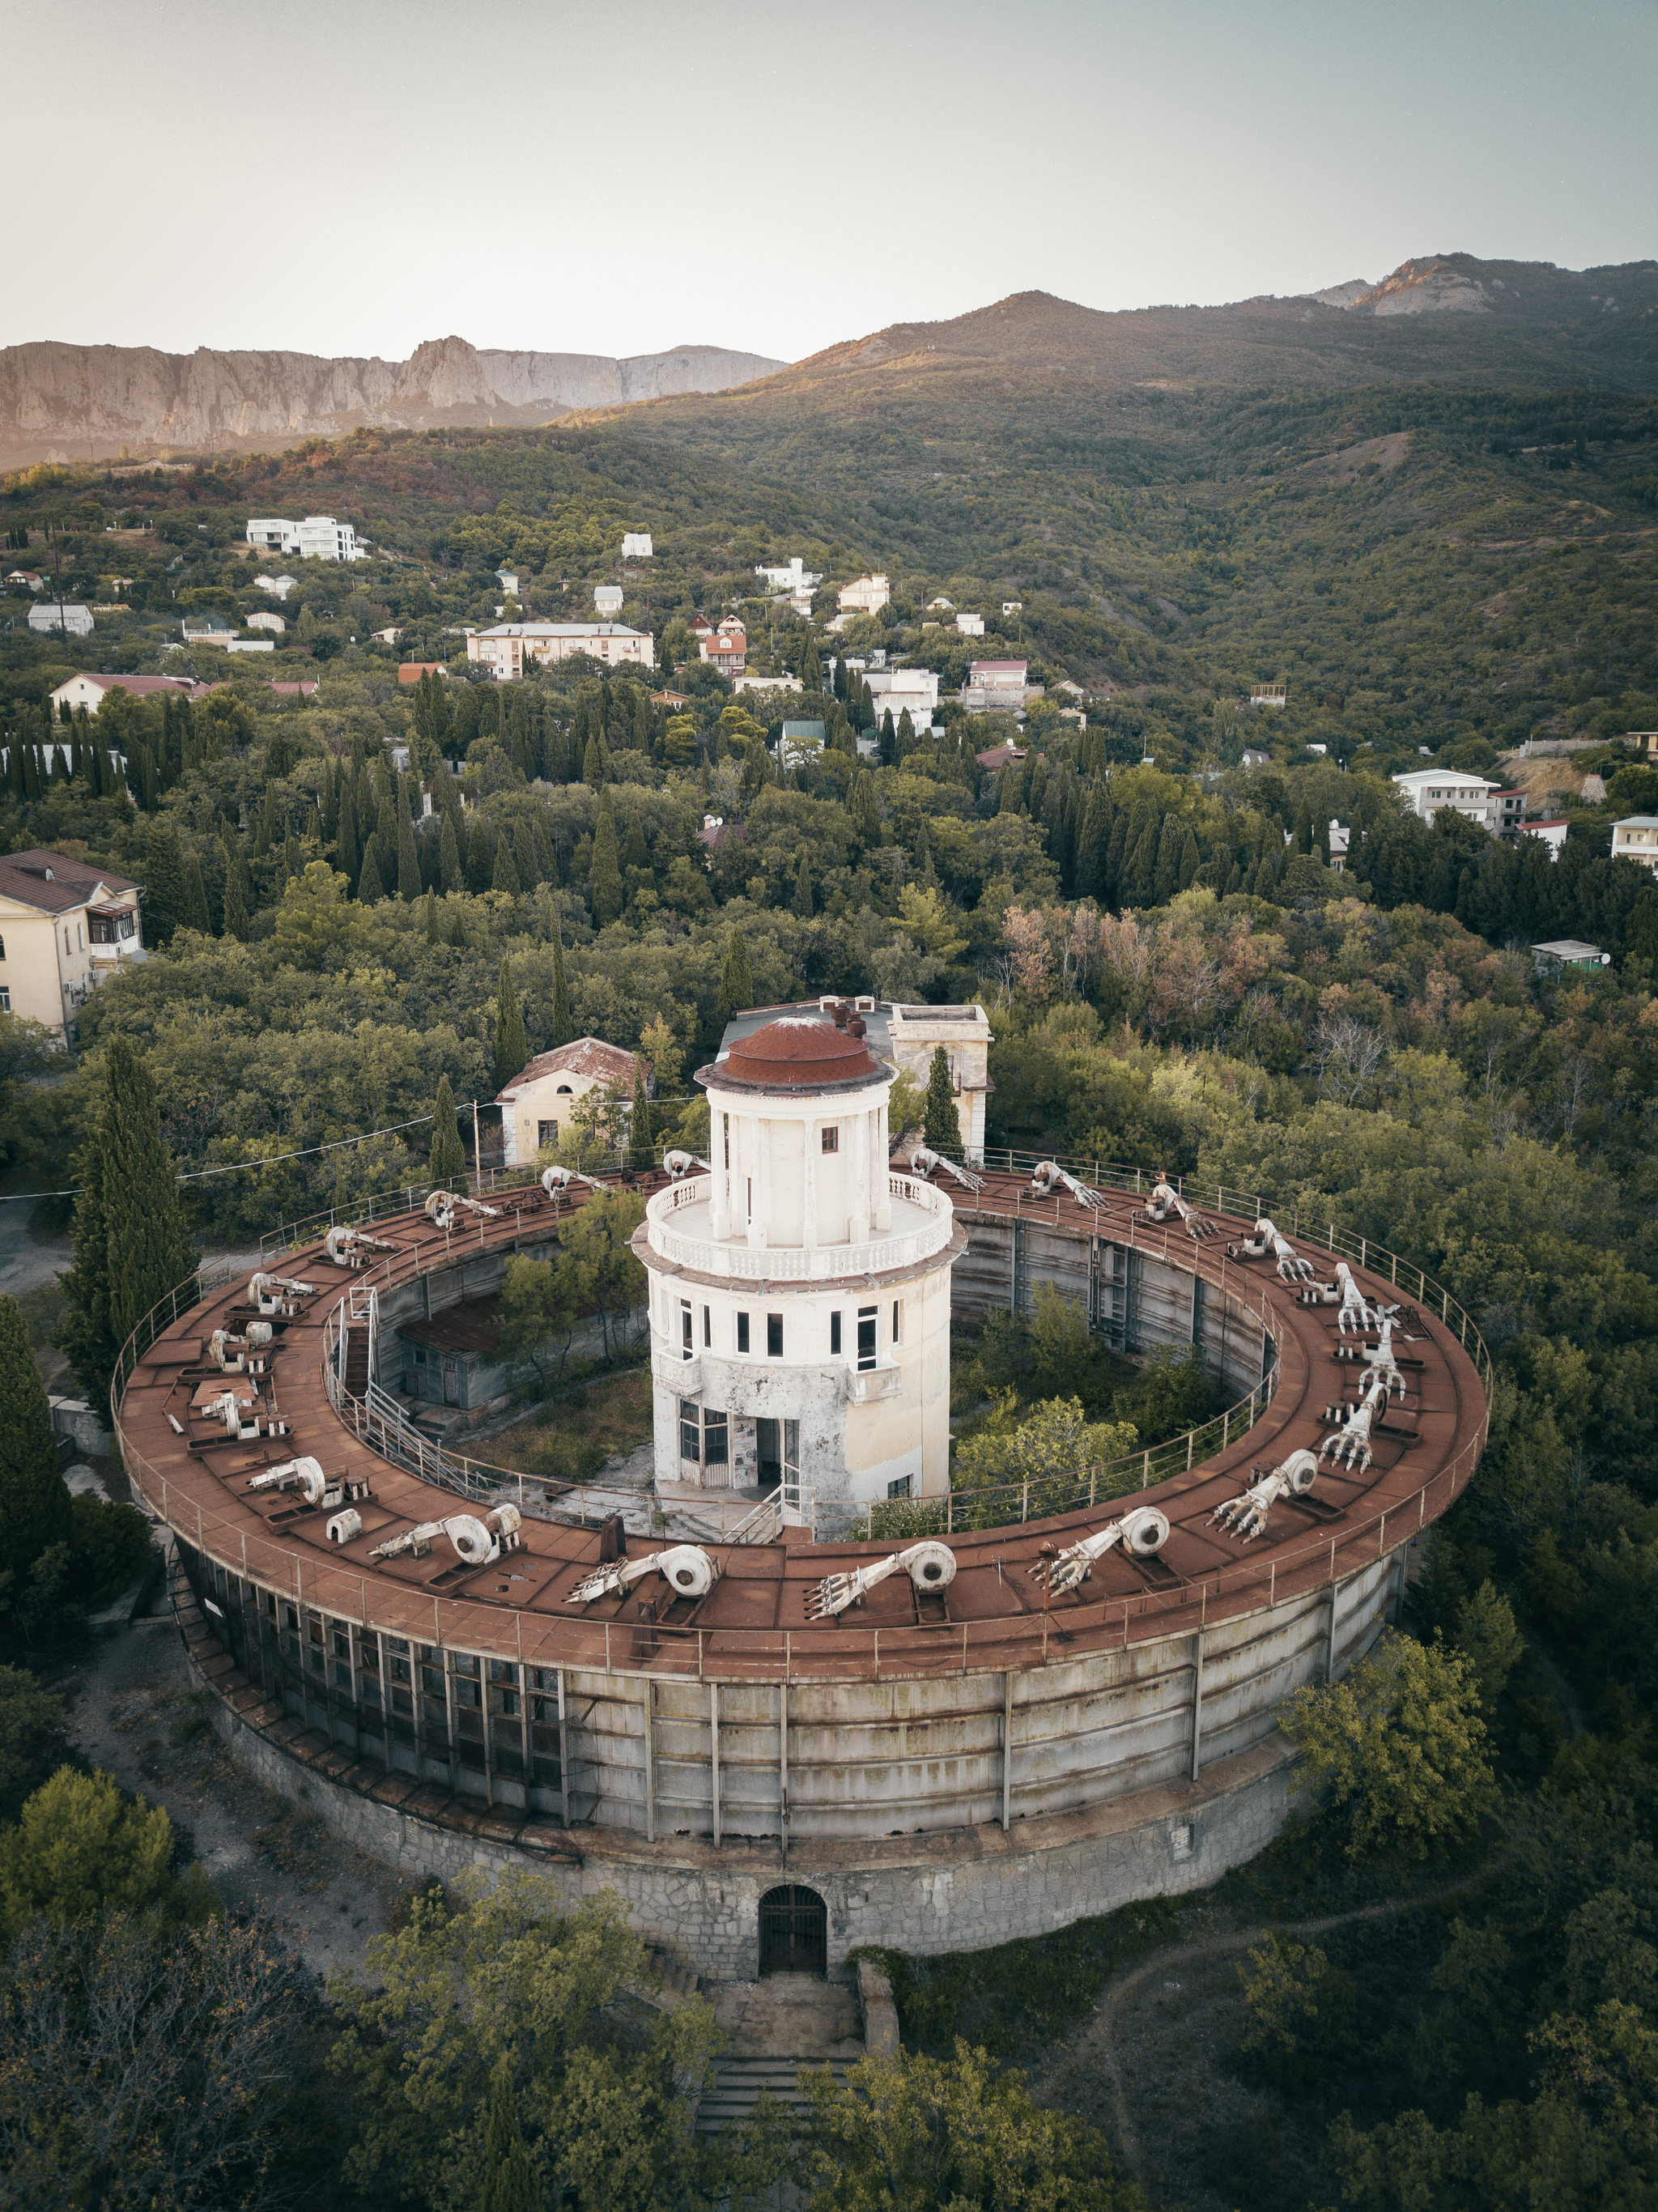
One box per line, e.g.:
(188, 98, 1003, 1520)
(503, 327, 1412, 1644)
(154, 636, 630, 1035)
(425, 894, 441, 946)
(1103, 810, 1129, 908)
(494, 959, 529, 1087)
(466, 813, 493, 894)
(1295, 799, 1314, 855)
(0, 1293, 71, 1579)
(221, 831, 249, 941)
(59, 1036, 194, 1405)
(428, 1074, 466, 1188)
(479, 2056, 538, 2212)
(549, 928, 572, 1048)
(793, 849, 814, 917)
(142, 818, 191, 949)
(1178, 827, 1201, 891)
(622, 810, 649, 873)
(878, 709, 896, 768)
(1122, 810, 1158, 908)
(357, 836, 386, 904)
(896, 707, 915, 759)
(582, 733, 604, 787)
(254, 784, 278, 857)
(1079, 781, 1116, 902)
(336, 785, 359, 887)
(397, 807, 420, 901)
(439, 810, 461, 895)
(627, 1065, 653, 1172)
(801, 640, 822, 691)
(185, 849, 211, 934)
(715, 928, 754, 1029)
(1152, 815, 1183, 903)
(449, 908, 469, 951)
(513, 819, 538, 887)
(850, 772, 881, 849)
(922, 1045, 964, 1163)
(589, 793, 623, 927)
(492, 840, 521, 896)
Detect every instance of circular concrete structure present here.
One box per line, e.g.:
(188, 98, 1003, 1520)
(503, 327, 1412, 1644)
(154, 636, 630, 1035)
(116, 1163, 1490, 1980)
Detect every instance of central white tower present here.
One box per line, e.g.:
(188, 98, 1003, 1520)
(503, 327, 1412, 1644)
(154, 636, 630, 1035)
(635, 1010, 964, 1518)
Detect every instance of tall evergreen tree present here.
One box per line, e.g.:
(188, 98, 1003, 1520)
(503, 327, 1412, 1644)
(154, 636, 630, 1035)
(492, 840, 521, 896)
(849, 772, 881, 849)
(466, 813, 493, 894)
(715, 928, 754, 1030)
(896, 707, 915, 759)
(424, 893, 441, 946)
(1152, 815, 1183, 903)
(1178, 827, 1201, 891)
(1122, 810, 1158, 908)
(793, 849, 814, 917)
(923, 1045, 964, 1163)
(622, 810, 649, 874)
(479, 2056, 538, 2212)
(549, 928, 572, 1048)
(142, 819, 191, 948)
(627, 1065, 653, 1172)
(801, 640, 822, 691)
(589, 793, 623, 927)
(220, 831, 249, 942)
(512, 819, 538, 888)
(357, 836, 386, 904)
(185, 849, 211, 934)
(397, 807, 420, 901)
(581, 733, 604, 787)
(58, 1037, 195, 1405)
(336, 785, 359, 887)
(439, 811, 461, 895)
(0, 1293, 71, 1579)
(494, 959, 529, 1088)
(1103, 810, 1129, 909)
(428, 1074, 466, 1189)
(878, 709, 897, 768)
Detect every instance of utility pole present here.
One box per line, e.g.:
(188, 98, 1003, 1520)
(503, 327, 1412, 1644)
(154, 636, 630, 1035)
(471, 1098, 482, 1187)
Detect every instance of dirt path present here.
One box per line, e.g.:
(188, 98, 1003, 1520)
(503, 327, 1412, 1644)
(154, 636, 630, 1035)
(1034, 1888, 1462, 2189)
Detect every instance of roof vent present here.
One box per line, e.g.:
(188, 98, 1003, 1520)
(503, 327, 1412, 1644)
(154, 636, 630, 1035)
(829, 1000, 848, 1027)
(846, 1015, 867, 1039)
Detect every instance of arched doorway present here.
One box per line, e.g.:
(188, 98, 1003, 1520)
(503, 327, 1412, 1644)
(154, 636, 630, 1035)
(758, 1884, 827, 1976)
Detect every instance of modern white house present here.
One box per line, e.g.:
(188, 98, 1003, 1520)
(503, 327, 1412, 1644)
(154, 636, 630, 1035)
(635, 1009, 965, 1513)
(593, 585, 624, 619)
(28, 602, 94, 636)
(1520, 819, 1568, 861)
(960, 659, 1040, 713)
(466, 622, 653, 678)
(838, 574, 891, 615)
(622, 533, 654, 561)
(756, 555, 820, 593)
(255, 572, 297, 598)
(865, 668, 941, 729)
(1612, 816, 1658, 877)
(246, 610, 286, 633)
(1391, 769, 1499, 830)
(954, 612, 985, 637)
(48, 672, 207, 717)
(244, 517, 363, 562)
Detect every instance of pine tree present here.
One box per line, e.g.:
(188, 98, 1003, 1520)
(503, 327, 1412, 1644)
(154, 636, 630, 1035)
(923, 1045, 964, 1163)
(439, 810, 461, 894)
(0, 1293, 71, 1580)
(549, 928, 572, 1047)
(495, 959, 529, 1088)
(428, 1074, 466, 1189)
(220, 832, 249, 941)
(589, 793, 623, 927)
(479, 2056, 539, 2212)
(793, 849, 814, 917)
(357, 836, 386, 904)
(627, 1065, 653, 1172)
(59, 1037, 194, 1405)
(715, 928, 753, 1029)
(142, 819, 191, 949)
(493, 840, 521, 896)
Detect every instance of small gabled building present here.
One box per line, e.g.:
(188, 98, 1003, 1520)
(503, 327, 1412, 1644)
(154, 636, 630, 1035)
(495, 1037, 653, 1168)
(0, 848, 145, 1039)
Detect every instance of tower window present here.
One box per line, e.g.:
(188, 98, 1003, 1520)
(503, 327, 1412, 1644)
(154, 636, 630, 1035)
(737, 1312, 750, 1354)
(703, 1409, 729, 1466)
(679, 1300, 693, 1361)
(830, 1312, 842, 1355)
(857, 1307, 877, 1372)
(702, 1306, 711, 1347)
(679, 1398, 700, 1461)
(821, 1126, 839, 1153)
(892, 1300, 901, 1344)
(766, 1313, 783, 1358)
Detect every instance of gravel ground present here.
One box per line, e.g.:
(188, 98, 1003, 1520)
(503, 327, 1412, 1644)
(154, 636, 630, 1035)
(57, 1620, 413, 1983)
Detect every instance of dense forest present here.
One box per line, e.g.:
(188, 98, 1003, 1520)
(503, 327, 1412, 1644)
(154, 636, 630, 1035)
(2, 329, 1658, 2207)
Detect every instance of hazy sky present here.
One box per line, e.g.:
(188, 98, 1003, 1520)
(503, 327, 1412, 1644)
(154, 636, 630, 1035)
(11, 0, 1655, 365)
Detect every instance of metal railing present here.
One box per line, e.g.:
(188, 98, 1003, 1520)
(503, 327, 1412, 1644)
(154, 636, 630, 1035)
(111, 1174, 1494, 1681)
(644, 1171, 955, 1282)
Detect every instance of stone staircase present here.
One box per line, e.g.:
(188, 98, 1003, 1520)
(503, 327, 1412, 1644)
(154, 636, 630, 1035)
(696, 2053, 849, 2135)
(696, 1972, 867, 2137)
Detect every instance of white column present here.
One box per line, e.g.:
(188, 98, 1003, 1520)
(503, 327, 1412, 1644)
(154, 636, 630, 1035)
(802, 1117, 818, 1250)
(732, 1115, 748, 1241)
(873, 1102, 891, 1231)
(746, 1114, 767, 1249)
(850, 1109, 869, 1244)
(711, 1110, 729, 1239)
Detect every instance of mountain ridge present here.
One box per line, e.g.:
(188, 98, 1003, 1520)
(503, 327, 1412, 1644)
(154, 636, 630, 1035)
(0, 333, 788, 472)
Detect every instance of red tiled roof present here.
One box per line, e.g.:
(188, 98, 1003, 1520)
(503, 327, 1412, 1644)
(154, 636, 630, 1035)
(0, 848, 141, 916)
(398, 663, 446, 683)
(53, 672, 199, 700)
(495, 1037, 649, 1101)
(268, 680, 319, 697)
(719, 1016, 879, 1091)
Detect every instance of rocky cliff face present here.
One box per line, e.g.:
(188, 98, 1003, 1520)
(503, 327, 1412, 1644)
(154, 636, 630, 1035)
(0, 334, 788, 470)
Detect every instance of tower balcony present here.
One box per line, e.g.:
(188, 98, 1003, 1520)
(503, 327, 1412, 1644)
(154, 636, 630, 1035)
(645, 1172, 956, 1284)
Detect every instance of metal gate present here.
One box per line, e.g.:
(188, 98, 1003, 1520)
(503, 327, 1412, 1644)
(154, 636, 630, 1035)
(758, 1885, 827, 1977)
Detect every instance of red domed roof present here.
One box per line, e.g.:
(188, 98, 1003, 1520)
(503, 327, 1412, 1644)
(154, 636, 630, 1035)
(713, 1017, 882, 1091)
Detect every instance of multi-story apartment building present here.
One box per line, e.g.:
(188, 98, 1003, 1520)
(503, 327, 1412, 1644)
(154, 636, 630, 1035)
(466, 622, 654, 679)
(244, 516, 363, 562)
(0, 848, 145, 1040)
(1612, 815, 1658, 877)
